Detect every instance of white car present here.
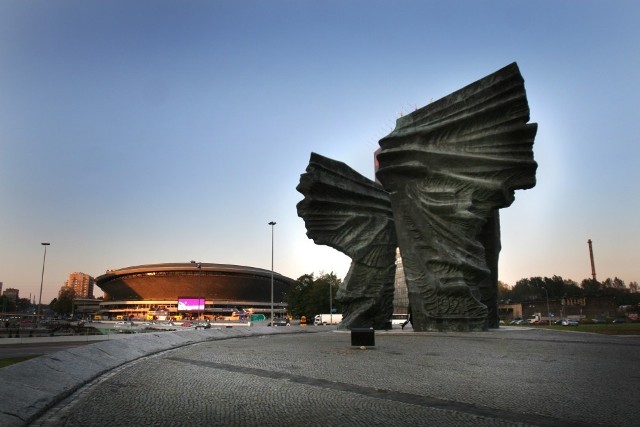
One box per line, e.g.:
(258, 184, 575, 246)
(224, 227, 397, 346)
(390, 314, 409, 326)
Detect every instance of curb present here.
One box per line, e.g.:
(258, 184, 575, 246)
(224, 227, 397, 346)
(0, 326, 323, 427)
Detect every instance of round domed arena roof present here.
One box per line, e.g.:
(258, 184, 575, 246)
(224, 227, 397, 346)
(95, 262, 294, 303)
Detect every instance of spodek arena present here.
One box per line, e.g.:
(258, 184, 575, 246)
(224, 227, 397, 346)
(94, 263, 293, 321)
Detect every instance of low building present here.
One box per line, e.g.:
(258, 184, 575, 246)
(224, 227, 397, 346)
(499, 296, 617, 322)
(72, 298, 101, 317)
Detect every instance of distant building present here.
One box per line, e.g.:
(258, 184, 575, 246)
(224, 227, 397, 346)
(498, 296, 617, 322)
(2, 288, 19, 302)
(65, 272, 95, 298)
(0, 282, 3, 294)
(498, 303, 523, 320)
(72, 298, 101, 317)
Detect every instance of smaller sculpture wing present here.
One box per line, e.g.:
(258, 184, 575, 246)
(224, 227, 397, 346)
(296, 152, 396, 267)
(297, 153, 398, 329)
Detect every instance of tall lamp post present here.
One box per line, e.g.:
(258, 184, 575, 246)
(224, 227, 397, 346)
(190, 261, 202, 322)
(37, 243, 51, 324)
(542, 287, 551, 325)
(268, 221, 276, 325)
(329, 281, 333, 325)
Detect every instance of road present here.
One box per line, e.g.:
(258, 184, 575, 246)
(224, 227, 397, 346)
(0, 341, 101, 360)
(0, 320, 210, 360)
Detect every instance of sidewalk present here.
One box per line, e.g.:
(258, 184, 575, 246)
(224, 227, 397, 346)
(3, 326, 640, 426)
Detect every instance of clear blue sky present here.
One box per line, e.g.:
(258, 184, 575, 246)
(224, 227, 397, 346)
(1, 1, 638, 303)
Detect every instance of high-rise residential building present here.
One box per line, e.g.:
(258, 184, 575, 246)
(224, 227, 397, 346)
(3, 288, 19, 302)
(65, 272, 95, 298)
(0, 282, 3, 294)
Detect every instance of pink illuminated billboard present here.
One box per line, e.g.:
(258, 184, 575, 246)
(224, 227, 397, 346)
(178, 297, 205, 311)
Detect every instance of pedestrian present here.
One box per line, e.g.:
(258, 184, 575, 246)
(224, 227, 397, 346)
(401, 305, 412, 330)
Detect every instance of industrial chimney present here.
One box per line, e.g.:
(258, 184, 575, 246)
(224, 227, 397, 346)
(587, 239, 597, 281)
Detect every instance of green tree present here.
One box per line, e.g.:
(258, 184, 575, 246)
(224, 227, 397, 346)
(510, 276, 583, 302)
(286, 272, 343, 319)
(602, 277, 626, 290)
(497, 281, 511, 301)
(511, 277, 544, 301)
(15, 297, 32, 312)
(312, 272, 342, 314)
(581, 278, 602, 296)
(0, 295, 16, 313)
(560, 279, 584, 297)
(550, 276, 582, 298)
(53, 287, 75, 315)
(287, 273, 315, 319)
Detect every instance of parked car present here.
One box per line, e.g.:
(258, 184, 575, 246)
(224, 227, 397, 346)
(561, 319, 579, 326)
(612, 318, 627, 324)
(270, 318, 290, 326)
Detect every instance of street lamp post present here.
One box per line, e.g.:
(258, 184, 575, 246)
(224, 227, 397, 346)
(190, 261, 202, 322)
(268, 221, 276, 325)
(542, 287, 551, 325)
(37, 243, 51, 324)
(329, 281, 333, 325)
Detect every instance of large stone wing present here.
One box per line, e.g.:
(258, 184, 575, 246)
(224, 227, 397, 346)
(376, 62, 537, 206)
(296, 152, 396, 267)
(376, 61, 537, 300)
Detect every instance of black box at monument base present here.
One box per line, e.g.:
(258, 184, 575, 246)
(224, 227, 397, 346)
(351, 327, 375, 346)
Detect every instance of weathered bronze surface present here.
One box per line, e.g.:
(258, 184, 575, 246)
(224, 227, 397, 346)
(296, 154, 397, 329)
(297, 63, 537, 331)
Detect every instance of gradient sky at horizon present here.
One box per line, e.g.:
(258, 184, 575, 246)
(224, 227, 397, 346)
(1, 1, 638, 303)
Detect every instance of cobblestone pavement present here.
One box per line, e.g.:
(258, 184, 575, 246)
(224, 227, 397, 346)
(31, 327, 640, 427)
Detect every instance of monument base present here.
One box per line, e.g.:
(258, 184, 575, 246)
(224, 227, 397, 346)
(414, 317, 488, 332)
